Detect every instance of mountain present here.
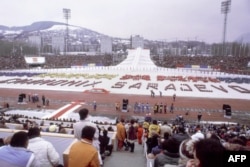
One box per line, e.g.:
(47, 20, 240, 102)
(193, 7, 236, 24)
(1, 21, 65, 32)
(0, 21, 104, 39)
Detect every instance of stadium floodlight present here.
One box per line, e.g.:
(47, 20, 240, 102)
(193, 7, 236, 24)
(221, 0, 231, 56)
(63, 8, 71, 55)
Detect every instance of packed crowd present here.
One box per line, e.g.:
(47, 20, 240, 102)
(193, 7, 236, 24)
(0, 54, 27, 69)
(0, 110, 116, 135)
(155, 55, 250, 75)
(116, 115, 250, 167)
(42, 55, 106, 68)
(0, 54, 109, 70)
(1, 54, 249, 75)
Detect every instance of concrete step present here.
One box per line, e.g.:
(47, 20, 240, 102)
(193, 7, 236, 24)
(103, 142, 146, 167)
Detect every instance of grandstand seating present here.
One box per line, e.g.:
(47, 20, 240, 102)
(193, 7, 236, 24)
(0, 128, 117, 167)
(0, 129, 75, 165)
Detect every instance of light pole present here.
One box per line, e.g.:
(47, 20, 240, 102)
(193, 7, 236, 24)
(63, 8, 71, 55)
(221, 0, 231, 56)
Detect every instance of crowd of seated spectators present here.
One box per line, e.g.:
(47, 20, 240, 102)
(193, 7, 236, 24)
(43, 55, 107, 68)
(0, 54, 27, 69)
(141, 116, 250, 167)
(0, 111, 116, 134)
(155, 55, 250, 75)
(0, 54, 113, 70)
(1, 54, 249, 75)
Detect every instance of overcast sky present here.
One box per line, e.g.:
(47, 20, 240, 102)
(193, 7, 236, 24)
(1, 0, 249, 43)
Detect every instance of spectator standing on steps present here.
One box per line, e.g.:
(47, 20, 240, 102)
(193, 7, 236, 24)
(127, 119, 137, 152)
(137, 123, 143, 145)
(116, 118, 126, 151)
(73, 108, 102, 166)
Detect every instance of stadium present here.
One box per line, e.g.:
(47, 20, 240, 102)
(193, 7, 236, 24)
(0, 47, 250, 167)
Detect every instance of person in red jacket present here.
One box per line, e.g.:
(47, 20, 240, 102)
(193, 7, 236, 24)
(137, 123, 143, 145)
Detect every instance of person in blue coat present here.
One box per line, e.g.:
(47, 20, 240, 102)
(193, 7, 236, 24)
(0, 131, 35, 167)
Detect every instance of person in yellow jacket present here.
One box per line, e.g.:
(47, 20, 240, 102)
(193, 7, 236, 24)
(116, 118, 126, 151)
(148, 120, 160, 138)
(143, 120, 150, 130)
(68, 126, 100, 167)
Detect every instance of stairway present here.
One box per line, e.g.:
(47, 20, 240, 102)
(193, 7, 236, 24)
(103, 142, 146, 167)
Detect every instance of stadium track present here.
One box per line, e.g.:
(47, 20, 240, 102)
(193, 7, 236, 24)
(1, 88, 250, 124)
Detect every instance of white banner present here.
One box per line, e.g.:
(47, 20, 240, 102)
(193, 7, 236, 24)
(24, 56, 45, 64)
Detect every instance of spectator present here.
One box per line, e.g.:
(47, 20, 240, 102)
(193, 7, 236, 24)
(191, 125, 204, 141)
(0, 138, 5, 147)
(58, 124, 67, 134)
(0, 120, 8, 129)
(147, 120, 161, 154)
(172, 126, 190, 145)
(154, 137, 180, 167)
(143, 116, 151, 130)
(160, 121, 172, 138)
(0, 131, 35, 167)
(148, 120, 160, 138)
(147, 132, 160, 154)
(186, 138, 225, 167)
(93, 101, 97, 111)
(48, 123, 58, 133)
(27, 127, 60, 167)
(127, 119, 137, 152)
(2, 135, 12, 145)
(116, 118, 126, 151)
(73, 108, 102, 165)
(151, 132, 170, 156)
(68, 126, 100, 167)
(222, 136, 250, 151)
(99, 129, 113, 157)
(107, 125, 114, 131)
(137, 123, 143, 145)
(178, 138, 196, 167)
